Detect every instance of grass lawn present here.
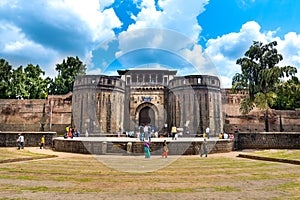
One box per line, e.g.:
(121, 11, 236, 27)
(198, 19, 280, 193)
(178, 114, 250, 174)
(0, 148, 299, 199)
(242, 149, 300, 160)
(0, 148, 57, 163)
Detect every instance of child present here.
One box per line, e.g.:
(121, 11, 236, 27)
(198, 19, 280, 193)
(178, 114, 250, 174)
(162, 140, 168, 158)
(40, 135, 45, 149)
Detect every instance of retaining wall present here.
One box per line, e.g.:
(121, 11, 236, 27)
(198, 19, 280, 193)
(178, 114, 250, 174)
(53, 139, 233, 155)
(238, 132, 300, 149)
(0, 131, 57, 148)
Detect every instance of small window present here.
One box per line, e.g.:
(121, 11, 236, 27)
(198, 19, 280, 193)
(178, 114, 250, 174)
(198, 78, 201, 84)
(145, 74, 150, 82)
(132, 75, 137, 83)
(158, 74, 163, 83)
(138, 75, 143, 83)
(126, 77, 131, 84)
(164, 77, 168, 84)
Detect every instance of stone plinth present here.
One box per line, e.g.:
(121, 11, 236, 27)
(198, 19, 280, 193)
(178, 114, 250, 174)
(53, 137, 234, 155)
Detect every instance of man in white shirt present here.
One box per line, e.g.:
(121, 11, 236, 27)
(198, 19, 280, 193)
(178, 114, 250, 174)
(205, 127, 210, 139)
(17, 133, 24, 149)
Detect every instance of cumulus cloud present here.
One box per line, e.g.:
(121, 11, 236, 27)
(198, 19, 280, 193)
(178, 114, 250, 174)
(0, 0, 121, 77)
(128, 0, 208, 41)
(0, 21, 59, 76)
(277, 32, 300, 70)
(97, 0, 210, 76)
(204, 21, 300, 88)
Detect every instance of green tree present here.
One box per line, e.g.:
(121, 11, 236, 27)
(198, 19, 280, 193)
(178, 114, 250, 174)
(7, 66, 28, 99)
(0, 58, 12, 98)
(232, 41, 297, 131)
(50, 56, 86, 95)
(273, 76, 300, 110)
(24, 64, 49, 99)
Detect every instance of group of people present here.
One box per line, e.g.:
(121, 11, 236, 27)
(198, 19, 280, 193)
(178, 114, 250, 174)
(144, 139, 209, 158)
(64, 125, 80, 139)
(144, 140, 169, 159)
(138, 124, 157, 142)
(218, 132, 235, 139)
(16, 134, 45, 150)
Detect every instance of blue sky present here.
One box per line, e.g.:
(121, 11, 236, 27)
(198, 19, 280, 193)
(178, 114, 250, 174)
(0, 0, 300, 88)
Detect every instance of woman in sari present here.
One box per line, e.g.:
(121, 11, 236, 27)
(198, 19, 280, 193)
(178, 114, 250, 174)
(144, 142, 151, 158)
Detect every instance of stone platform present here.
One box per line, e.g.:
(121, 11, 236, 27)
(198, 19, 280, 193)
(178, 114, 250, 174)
(53, 137, 234, 155)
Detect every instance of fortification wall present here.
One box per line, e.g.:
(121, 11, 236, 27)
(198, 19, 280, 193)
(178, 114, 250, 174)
(0, 87, 299, 134)
(237, 132, 300, 149)
(222, 89, 300, 133)
(0, 93, 72, 134)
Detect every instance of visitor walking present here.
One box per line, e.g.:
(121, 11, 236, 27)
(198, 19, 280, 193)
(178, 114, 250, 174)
(139, 124, 145, 141)
(40, 135, 45, 149)
(162, 140, 168, 158)
(171, 125, 177, 140)
(144, 142, 151, 158)
(205, 127, 210, 139)
(144, 124, 151, 141)
(17, 133, 24, 150)
(200, 139, 208, 157)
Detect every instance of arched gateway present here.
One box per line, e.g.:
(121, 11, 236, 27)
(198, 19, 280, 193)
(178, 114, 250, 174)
(139, 107, 155, 126)
(135, 102, 158, 127)
(72, 68, 223, 136)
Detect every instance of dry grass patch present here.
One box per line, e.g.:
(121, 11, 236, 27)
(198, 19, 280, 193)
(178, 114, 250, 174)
(0, 148, 300, 199)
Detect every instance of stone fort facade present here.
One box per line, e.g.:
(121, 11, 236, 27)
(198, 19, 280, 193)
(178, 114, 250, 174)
(1, 69, 299, 134)
(72, 68, 223, 136)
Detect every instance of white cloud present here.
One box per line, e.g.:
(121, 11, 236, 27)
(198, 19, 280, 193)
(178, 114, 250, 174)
(0, 21, 58, 77)
(111, 0, 209, 74)
(179, 44, 217, 75)
(205, 21, 300, 88)
(47, 0, 121, 42)
(276, 32, 300, 80)
(128, 0, 208, 41)
(0, 0, 122, 78)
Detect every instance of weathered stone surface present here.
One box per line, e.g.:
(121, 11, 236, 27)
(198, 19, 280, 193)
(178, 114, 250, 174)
(0, 131, 57, 147)
(0, 93, 72, 134)
(72, 71, 223, 137)
(53, 138, 234, 155)
(0, 83, 299, 136)
(237, 132, 300, 149)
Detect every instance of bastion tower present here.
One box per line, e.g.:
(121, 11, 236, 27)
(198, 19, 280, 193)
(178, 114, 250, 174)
(72, 68, 223, 136)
